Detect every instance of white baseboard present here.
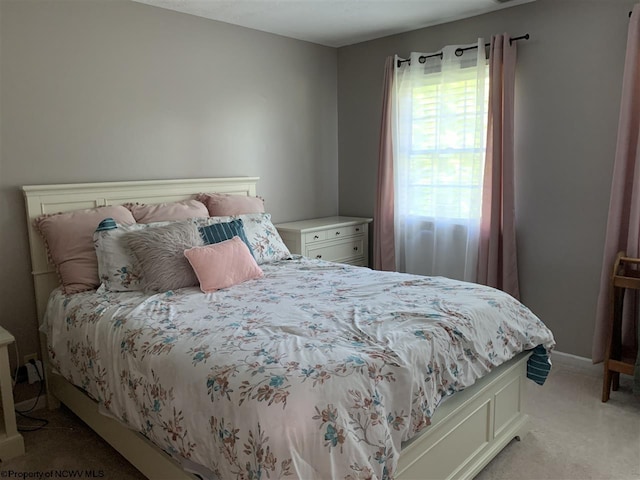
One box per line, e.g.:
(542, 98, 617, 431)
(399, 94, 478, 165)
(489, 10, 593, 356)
(551, 350, 601, 376)
(15, 394, 47, 412)
(552, 350, 592, 363)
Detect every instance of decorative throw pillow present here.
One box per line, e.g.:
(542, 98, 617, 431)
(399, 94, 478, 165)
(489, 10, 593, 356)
(124, 199, 208, 223)
(124, 221, 204, 292)
(93, 219, 170, 292)
(196, 193, 265, 216)
(184, 237, 264, 293)
(198, 219, 254, 258)
(237, 213, 291, 264)
(194, 213, 290, 265)
(34, 205, 135, 294)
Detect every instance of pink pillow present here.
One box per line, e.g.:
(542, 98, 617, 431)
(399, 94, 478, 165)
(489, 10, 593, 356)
(184, 237, 263, 293)
(196, 193, 265, 216)
(124, 200, 208, 223)
(35, 206, 136, 294)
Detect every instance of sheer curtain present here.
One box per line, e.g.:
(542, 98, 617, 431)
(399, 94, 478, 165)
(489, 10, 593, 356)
(393, 42, 488, 281)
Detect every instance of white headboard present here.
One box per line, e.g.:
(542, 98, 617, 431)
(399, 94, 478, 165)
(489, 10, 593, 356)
(23, 177, 259, 322)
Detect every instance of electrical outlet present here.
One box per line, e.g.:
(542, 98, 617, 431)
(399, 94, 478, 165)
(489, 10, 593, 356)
(26, 360, 43, 384)
(24, 353, 38, 365)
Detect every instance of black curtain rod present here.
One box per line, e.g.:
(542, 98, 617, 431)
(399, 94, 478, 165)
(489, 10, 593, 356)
(397, 33, 530, 68)
(454, 33, 529, 56)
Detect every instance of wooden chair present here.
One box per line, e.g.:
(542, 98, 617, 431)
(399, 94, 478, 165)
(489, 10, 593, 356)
(602, 251, 639, 402)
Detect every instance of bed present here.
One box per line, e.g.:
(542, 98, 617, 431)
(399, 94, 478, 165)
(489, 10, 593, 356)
(22, 177, 555, 480)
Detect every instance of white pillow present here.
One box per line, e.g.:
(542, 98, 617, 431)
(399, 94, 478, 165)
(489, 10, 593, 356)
(94, 219, 142, 291)
(93, 219, 169, 292)
(193, 213, 290, 264)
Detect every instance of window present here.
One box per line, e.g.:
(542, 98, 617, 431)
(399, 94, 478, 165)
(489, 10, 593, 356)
(397, 57, 489, 222)
(392, 46, 489, 280)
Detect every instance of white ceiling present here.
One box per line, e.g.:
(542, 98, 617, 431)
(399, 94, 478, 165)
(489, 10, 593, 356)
(132, 0, 536, 48)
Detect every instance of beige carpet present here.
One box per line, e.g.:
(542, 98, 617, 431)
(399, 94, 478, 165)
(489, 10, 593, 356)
(1, 354, 638, 480)
(475, 354, 640, 480)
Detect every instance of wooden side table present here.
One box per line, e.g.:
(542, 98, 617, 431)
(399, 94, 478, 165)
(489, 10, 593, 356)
(0, 327, 25, 461)
(602, 252, 639, 402)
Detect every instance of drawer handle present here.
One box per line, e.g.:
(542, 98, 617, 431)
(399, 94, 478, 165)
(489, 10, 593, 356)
(355, 228, 360, 232)
(353, 246, 358, 251)
(313, 235, 319, 239)
(316, 255, 322, 259)
(335, 231, 340, 236)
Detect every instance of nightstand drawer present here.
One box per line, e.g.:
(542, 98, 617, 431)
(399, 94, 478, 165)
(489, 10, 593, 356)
(307, 239, 364, 262)
(305, 231, 327, 243)
(351, 224, 366, 235)
(328, 224, 366, 239)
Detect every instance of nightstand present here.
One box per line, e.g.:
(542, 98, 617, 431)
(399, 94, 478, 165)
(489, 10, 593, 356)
(275, 216, 373, 266)
(0, 327, 25, 461)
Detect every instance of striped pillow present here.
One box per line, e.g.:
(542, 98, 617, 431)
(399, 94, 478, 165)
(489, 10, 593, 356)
(527, 345, 552, 385)
(198, 219, 254, 258)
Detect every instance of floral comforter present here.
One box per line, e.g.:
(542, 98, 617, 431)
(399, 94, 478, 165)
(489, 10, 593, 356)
(44, 257, 555, 480)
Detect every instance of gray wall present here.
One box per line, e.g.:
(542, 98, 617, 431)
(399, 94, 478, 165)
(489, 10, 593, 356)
(0, 1, 338, 365)
(1, 0, 628, 366)
(337, 0, 635, 358)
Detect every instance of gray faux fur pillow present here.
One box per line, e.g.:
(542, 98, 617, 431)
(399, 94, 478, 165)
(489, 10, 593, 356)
(124, 221, 204, 293)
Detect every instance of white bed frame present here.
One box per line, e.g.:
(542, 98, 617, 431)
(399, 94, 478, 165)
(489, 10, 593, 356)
(22, 177, 530, 480)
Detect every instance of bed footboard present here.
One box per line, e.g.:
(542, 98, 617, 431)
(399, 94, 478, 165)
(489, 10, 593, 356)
(396, 352, 530, 480)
